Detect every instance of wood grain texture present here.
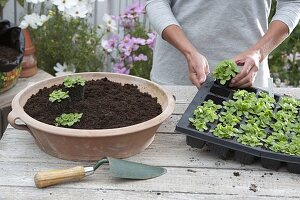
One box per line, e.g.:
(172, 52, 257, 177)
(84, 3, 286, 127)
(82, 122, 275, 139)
(34, 166, 85, 188)
(1, 86, 300, 199)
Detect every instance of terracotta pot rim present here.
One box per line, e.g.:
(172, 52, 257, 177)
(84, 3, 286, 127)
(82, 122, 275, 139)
(12, 72, 175, 137)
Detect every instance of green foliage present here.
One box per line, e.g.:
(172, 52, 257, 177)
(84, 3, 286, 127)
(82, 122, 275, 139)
(49, 89, 69, 103)
(191, 88, 300, 156)
(30, 10, 104, 75)
(128, 23, 153, 79)
(55, 113, 83, 127)
(63, 75, 86, 88)
(218, 112, 241, 126)
(237, 133, 264, 147)
(212, 60, 239, 85)
(278, 96, 300, 113)
(211, 124, 238, 139)
(239, 124, 266, 139)
(0, 0, 8, 7)
(189, 100, 222, 131)
(269, 0, 300, 87)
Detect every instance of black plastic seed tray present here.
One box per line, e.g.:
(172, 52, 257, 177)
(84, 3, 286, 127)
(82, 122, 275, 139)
(175, 76, 300, 173)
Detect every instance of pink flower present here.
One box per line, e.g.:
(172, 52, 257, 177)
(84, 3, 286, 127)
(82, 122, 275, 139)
(133, 37, 146, 45)
(118, 34, 135, 56)
(101, 35, 119, 53)
(133, 54, 148, 61)
(146, 32, 157, 50)
(119, 2, 145, 29)
(125, 2, 144, 17)
(113, 61, 130, 74)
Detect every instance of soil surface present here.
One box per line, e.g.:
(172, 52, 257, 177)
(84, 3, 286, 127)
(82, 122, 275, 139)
(24, 77, 162, 129)
(0, 45, 19, 62)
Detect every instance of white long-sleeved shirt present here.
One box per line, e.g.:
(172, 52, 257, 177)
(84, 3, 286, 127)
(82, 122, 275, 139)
(146, 0, 300, 87)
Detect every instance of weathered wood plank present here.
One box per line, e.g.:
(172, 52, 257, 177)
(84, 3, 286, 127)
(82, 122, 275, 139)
(0, 162, 299, 198)
(0, 127, 294, 171)
(0, 186, 293, 200)
(164, 85, 198, 104)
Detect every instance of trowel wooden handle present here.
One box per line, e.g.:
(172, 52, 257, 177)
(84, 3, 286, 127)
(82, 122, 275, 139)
(34, 166, 85, 188)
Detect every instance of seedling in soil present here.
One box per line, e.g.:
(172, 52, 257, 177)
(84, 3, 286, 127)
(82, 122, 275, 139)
(189, 100, 222, 131)
(218, 112, 241, 126)
(63, 76, 86, 88)
(63, 76, 86, 101)
(212, 59, 239, 85)
(211, 123, 238, 139)
(237, 133, 264, 147)
(190, 86, 300, 156)
(55, 113, 83, 127)
(49, 89, 69, 103)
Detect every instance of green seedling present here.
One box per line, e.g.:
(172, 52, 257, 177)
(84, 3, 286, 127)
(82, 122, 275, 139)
(211, 123, 238, 139)
(63, 75, 86, 88)
(49, 89, 69, 103)
(237, 133, 264, 147)
(190, 100, 222, 131)
(218, 112, 241, 126)
(212, 59, 240, 85)
(55, 113, 83, 127)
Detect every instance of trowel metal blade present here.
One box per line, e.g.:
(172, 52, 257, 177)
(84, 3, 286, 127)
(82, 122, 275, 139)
(107, 157, 166, 180)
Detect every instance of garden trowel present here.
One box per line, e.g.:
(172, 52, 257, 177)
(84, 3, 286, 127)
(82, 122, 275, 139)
(34, 157, 166, 188)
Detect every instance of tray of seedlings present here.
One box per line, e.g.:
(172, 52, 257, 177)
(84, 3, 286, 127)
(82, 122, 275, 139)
(175, 60, 300, 173)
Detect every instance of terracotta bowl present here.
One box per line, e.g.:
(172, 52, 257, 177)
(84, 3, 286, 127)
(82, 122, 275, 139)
(8, 72, 175, 161)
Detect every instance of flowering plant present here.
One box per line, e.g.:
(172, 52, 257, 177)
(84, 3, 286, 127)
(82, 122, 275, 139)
(269, 27, 300, 87)
(101, 2, 156, 79)
(269, 0, 300, 87)
(19, 0, 110, 76)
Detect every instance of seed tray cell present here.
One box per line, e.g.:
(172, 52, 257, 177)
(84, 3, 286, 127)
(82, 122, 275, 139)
(175, 76, 300, 173)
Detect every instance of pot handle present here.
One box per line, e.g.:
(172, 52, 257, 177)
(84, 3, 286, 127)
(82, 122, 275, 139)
(7, 110, 30, 132)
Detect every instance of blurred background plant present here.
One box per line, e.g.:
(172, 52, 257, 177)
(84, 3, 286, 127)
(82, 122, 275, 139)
(0, 0, 8, 19)
(18, 0, 108, 76)
(269, 0, 300, 87)
(101, 2, 155, 79)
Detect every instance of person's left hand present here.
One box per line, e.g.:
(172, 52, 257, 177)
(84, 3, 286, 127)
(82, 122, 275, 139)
(230, 49, 262, 88)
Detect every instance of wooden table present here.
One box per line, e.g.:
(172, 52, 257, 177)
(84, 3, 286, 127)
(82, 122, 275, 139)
(1, 86, 300, 200)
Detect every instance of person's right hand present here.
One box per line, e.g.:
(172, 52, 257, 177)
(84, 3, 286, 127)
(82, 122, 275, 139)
(185, 51, 210, 87)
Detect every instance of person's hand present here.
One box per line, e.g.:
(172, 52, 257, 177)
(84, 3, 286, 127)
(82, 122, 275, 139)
(185, 51, 210, 87)
(230, 49, 262, 88)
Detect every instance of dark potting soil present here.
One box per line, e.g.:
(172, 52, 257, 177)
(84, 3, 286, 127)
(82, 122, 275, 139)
(24, 77, 162, 129)
(0, 45, 19, 63)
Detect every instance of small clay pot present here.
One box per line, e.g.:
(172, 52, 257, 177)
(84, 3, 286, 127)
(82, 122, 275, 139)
(20, 28, 37, 78)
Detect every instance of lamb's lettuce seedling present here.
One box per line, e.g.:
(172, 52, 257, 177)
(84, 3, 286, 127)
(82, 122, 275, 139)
(218, 112, 241, 126)
(273, 110, 297, 123)
(49, 89, 69, 103)
(190, 100, 222, 131)
(278, 96, 300, 114)
(212, 59, 240, 85)
(55, 113, 83, 127)
(189, 118, 208, 132)
(237, 133, 264, 147)
(211, 123, 238, 139)
(63, 75, 86, 88)
(239, 123, 266, 139)
(233, 90, 256, 102)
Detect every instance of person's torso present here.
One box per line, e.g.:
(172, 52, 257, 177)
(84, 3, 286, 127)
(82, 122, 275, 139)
(151, 0, 271, 87)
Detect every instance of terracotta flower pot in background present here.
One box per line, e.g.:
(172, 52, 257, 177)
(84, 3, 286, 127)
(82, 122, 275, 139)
(20, 28, 37, 78)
